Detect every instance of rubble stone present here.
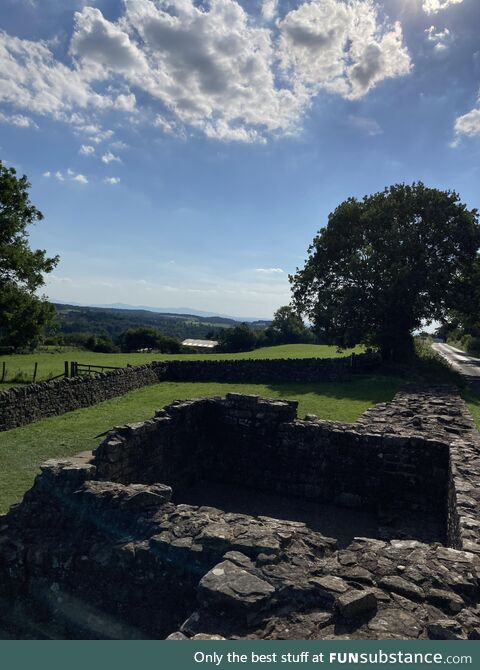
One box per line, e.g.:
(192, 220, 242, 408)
(1, 385, 480, 640)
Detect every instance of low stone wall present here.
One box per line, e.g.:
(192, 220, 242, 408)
(0, 365, 163, 432)
(1, 386, 480, 640)
(159, 351, 380, 383)
(0, 352, 380, 432)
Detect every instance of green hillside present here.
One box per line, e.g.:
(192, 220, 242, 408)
(54, 303, 269, 340)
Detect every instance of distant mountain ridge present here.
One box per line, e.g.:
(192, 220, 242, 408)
(54, 302, 271, 341)
(55, 300, 270, 323)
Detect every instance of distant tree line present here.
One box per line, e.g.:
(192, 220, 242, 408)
(208, 306, 316, 353)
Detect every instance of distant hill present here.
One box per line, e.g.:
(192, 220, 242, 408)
(54, 303, 271, 341)
(87, 302, 269, 322)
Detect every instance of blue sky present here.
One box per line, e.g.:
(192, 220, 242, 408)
(1, 0, 479, 318)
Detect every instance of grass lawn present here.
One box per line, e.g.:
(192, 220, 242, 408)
(0, 344, 362, 389)
(0, 375, 399, 513)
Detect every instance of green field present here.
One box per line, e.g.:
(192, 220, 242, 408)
(0, 375, 401, 513)
(0, 344, 362, 389)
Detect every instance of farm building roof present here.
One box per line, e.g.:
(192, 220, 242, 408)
(182, 338, 219, 348)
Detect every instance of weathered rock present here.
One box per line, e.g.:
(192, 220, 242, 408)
(335, 590, 378, 619)
(378, 576, 424, 601)
(427, 588, 464, 614)
(427, 621, 463, 640)
(367, 609, 423, 639)
(198, 561, 275, 612)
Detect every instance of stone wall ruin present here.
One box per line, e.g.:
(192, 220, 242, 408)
(1, 385, 480, 640)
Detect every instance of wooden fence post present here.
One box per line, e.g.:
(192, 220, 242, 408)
(33, 362, 38, 383)
(1, 362, 5, 383)
(64, 361, 69, 378)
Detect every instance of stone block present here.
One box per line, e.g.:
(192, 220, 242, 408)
(335, 589, 378, 619)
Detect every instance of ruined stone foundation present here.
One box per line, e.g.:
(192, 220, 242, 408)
(1, 386, 480, 640)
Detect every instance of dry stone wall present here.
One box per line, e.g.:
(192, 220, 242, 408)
(1, 385, 480, 640)
(0, 365, 162, 431)
(0, 352, 380, 432)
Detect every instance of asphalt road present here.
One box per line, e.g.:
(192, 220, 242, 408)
(432, 342, 480, 394)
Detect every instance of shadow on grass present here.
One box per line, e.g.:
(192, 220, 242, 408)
(263, 375, 404, 405)
(260, 347, 477, 409)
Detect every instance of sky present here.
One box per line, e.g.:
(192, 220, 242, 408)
(0, 0, 479, 319)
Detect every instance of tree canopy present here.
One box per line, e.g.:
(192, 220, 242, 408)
(290, 183, 480, 360)
(218, 323, 258, 352)
(265, 305, 313, 345)
(0, 161, 59, 350)
(119, 327, 181, 353)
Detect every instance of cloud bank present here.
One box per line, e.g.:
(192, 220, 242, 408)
(0, 0, 412, 143)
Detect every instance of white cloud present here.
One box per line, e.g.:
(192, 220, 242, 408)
(422, 0, 464, 14)
(0, 31, 112, 118)
(49, 168, 89, 183)
(348, 115, 383, 136)
(101, 150, 121, 164)
(262, 0, 278, 21)
(454, 107, 480, 137)
(79, 143, 95, 155)
(70, 6, 147, 74)
(425, 25, 451, 51)
(278, 0, 411, 100)
(0, 1, 413, 144)
(256, 267, 284, 274)
(114, 92, 136, 111)
(74, 123, 114, 144)
(104, 176, 120, 184)
(110, 139, 128, 150)
(72, 173, 88, 184)
(0, 111, 38, 128)
(154, 115, 179, 135)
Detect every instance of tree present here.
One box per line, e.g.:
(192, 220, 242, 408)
(219, 324, 258, 352)
(266, 305, 313, 344)
(119, 327, 182, 353)
(85, 334, 119, 353)
(438, 255, 480, 354)
(0, 161, 59, 350)
(290, 183, 480, 361)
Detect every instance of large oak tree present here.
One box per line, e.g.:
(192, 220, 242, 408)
(0, 161, 59, 350)
(290, 183, 480, 360)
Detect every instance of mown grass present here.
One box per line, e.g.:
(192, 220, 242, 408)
(0, 344, 363, 390)
(0, 375, 401, 513)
